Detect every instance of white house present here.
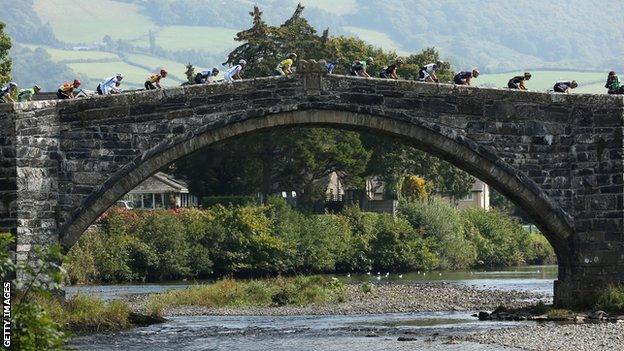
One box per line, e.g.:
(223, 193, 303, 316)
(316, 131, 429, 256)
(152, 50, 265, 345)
(122, 172, 198, 209)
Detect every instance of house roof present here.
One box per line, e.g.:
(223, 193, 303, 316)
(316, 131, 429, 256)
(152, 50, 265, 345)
(128, 172, 190, 194)
(152, 172, 189, 191)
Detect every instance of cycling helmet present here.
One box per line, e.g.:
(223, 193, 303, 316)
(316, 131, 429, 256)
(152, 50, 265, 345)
(33, 85, 41, 92)
(239, 59, 247, 65)
(472, 69, 480, 78)
(160, 69, 168, 76)
(212, 67, 220, 74)
(396, 58, 404, 64)
(116, 73, 124, 79)
(73, 79, 81, 87)
(436, 60, 444, 66)
(367, 57, 374, 63)
(9, 82, 17, 87)
(524, 72, 532, 79)
(289, 53, 298, 59)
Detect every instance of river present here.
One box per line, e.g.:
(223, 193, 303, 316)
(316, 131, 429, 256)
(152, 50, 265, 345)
(67, 265, 557, 351)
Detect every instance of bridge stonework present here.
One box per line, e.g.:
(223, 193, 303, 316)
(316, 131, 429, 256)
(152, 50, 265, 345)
(0, 60, 622, 306)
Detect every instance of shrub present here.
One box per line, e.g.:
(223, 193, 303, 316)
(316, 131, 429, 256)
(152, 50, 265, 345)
(461, 208, 530, 267)
(399, 197, 476, 269)
(401, 175, 429, 201)
(151, 276, 345, 308)
(526, 231, 557, 265)
(0, 233, 67, 350)
(138, 210, 191, 280)
(369, 214, 427, 271)
(203, 196, 258, 208)
(596, 285, 624, 313)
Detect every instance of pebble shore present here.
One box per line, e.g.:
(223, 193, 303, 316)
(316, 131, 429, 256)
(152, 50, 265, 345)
(128, 281, 544, 316)
(465, 323, 624, 351)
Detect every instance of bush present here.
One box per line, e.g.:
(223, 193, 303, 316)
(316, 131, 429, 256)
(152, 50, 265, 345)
(526, 231, 557, 265)
(399, 197, 476, 269)
(0, 233, 67, 350)
(596, 285, 624, 313)
(150, 275, 345, 308)
(461, 208, 530, 267)
(401, 175, 429, 201)
(138, 210, 191, 280)
(202, 196, 258, 208)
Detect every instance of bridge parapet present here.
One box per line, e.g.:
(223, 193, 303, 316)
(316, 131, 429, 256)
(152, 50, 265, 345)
(0, 72, 623, 308)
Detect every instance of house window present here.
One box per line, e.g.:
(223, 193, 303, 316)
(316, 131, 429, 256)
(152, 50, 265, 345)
(155, 193, 164, 208)
(131, 194, 142, 208)
(143, 194, 154, 209)
(461, 192, 475, 201)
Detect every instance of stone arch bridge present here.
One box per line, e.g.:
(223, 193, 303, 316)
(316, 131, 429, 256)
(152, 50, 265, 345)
(0, 61, 622, 307)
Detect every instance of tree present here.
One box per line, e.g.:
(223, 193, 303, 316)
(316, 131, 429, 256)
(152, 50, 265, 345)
(362, 133, 474, 200)
(0, 21, 11, 84)
(172, 4, 472, 205)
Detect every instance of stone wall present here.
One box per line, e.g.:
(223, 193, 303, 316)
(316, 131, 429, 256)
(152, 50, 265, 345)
(1, 61, 622, 306)
(0, 104, 16, 235)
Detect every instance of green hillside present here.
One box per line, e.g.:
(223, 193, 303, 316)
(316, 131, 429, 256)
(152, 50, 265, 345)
(33, 0, 155, 44)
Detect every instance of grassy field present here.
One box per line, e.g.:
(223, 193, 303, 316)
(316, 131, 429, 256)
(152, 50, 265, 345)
(67, 61, 153, 89)
(154, 26, 238, 53)
(343, 26, 408, 55)
(478, 70, 607, 94)
(124, 53, 189, 82)
(21, 45, 120, 62)
(34, 0, 154, 44)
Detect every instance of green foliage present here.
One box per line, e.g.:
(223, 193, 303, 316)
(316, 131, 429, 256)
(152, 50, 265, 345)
(149, 275, 346, 309)
(596, 285, 624, 313)
(461, 208, 532, 267)
(402, 175, 429, 201)
(362, 133, 474, 200)
(0, 233, 67, 350)
(42, 294, 131, 332)
(0, 22, 11, 84)
(66, 197, 556, 283)
(526, 232, 557, 265)
(399, 198, 476, 269)
(203, 196, 258, 208)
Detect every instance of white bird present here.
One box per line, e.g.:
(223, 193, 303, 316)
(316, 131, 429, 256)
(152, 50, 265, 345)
(398, 274, 403, 279)
(347, 273, 351, 277)
(385, 272, 389, 277)
(366, 272, 371, 275)
(377, 272, 381, 275)
(439, 273, 442, 276)
(423, 272, 426, 276)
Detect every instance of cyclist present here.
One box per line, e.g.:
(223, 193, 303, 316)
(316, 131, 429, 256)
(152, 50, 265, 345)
(508, 72, 532, 90)
(224, 59, 246, 82)
(419, 60, 444, 83)
(18, 85, 42, 102)
(454, 69, 480, 86)
(0, 82, 18, 103)
(195, 68, 220, 84)
(350, 57, 374, 77)
(145, 69, 168, 90)
(553, 80, 578, 94)
(57, 79, 81, 99)
(97, 73, 124, 95)
(605, 71, 623, 94)
(379, 58, 403, 79)
(274, 53, 297, 76)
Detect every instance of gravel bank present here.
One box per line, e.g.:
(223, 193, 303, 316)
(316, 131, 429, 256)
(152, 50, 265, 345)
(127, 281, 545, 316)
(466, 323, 624, 351)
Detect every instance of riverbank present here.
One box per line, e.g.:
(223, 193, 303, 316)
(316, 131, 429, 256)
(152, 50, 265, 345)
(127, 281, 545, 316)
(465, 323, 624, 351)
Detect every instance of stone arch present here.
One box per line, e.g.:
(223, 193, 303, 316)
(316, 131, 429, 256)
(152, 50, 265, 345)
(58, 109, 573, 265)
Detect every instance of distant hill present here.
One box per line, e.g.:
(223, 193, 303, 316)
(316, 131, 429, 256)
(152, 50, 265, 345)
(1, 0, 622, 91)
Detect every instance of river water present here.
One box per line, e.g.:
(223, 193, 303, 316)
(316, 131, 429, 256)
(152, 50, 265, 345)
(67, 265, 557, 351)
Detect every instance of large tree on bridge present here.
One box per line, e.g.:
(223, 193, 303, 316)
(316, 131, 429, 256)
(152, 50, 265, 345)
(0, 21, 12, 84)
(174, 4, 473, 205)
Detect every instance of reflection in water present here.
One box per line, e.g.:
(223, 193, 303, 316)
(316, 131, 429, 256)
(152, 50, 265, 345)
(69, 312, 526, 351)
(67, 265, 556, 351)
(67, 265, 558, 301)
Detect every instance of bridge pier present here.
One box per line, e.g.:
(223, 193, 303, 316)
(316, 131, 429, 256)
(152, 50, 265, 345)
(1, 65, 623, 308)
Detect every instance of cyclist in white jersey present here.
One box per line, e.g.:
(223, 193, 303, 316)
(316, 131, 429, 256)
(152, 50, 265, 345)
(418, 60, 443, 83)
(225, 59, 247, 82)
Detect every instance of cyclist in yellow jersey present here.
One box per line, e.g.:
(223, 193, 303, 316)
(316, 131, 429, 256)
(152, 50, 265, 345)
(145, 69, 168, 90)
(57, 79, 81, 99)
(274, 53, 297, 76)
